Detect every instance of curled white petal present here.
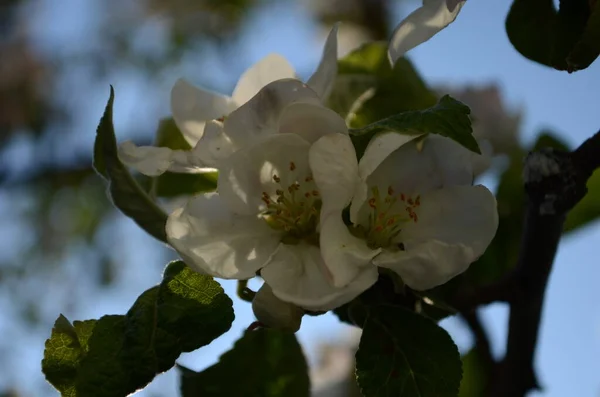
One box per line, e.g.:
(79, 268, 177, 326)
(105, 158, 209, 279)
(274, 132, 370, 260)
(358, 132, 422, 181)
(309, 133, 359, 217)
(261, 243, 378, 311)
(118, 141, 175, 176)
(166, 193, 280, 279)
(319, 213, 380, 288)
(232, 54, 297, 105)
(279, 102, 348, 144)
(307, 23, 339, 100)
(223, 79, 321, 152)
(170, 78, 237, 146)
(388, 0, 466, 66)
(252, 283, 303, 331)
(118, 141, 217, 176)
(192, 120, 235, 168)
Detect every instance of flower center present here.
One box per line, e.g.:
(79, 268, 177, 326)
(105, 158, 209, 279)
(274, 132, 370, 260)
(364, 185, 420, 249)
(260, 161, 321, 242)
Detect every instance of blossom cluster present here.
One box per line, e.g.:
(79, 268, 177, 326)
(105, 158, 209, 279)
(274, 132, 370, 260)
(118, 0, 497, 317)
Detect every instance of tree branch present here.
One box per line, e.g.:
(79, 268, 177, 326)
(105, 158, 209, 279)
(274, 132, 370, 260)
(489, 130, 600, 397)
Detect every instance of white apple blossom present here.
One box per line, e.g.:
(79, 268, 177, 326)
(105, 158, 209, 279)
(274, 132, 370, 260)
(165, 79, 377, 311)
(388, 0, 466, 66)
(310, 132, 498, 291)
(117, 25, 339, 176)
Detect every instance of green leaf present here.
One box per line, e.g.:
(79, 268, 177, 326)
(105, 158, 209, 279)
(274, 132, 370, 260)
(180, 328, 310, 397)
(75, 315, 129, 396)
(41, 315, 95, 397)
(155, 118, 192, 150)
(93, 86, 169, 242)
(330, 42, 437, 126)
(506, 0, 599, 71)
(157, 260, 234, 352)
(350, 95, 479, 157)
(42, 261, 234, 396)
(505, 0, 556, 66)
(356, 306, 462, 397)
(567, 1, 600, 72)
(458, 350, 488, 397)
(155, 172, 218, 197)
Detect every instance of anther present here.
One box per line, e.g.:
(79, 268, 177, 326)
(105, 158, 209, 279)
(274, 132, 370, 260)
(289, 162, 296, 171)
(369, 198, 377, 208)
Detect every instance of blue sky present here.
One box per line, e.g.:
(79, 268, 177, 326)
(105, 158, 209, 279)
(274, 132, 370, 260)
(4, 0, 600, 395)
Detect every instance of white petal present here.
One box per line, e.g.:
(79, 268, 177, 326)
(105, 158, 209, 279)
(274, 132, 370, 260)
(166, 193, 280, 279)
(358, 132, 422, 181)
(118, 141, 174, 176)
(319, 213, 380, 287)
(232, 54, 297, 105)
(192, 120, 235, 167)
(279, 102, 348, 144)
(373, 240, 473, 290)
(307, 24, 339, 100)
(252, 283, 303, 331)
(374, 184, 498, 290)
(218, 133, 312, 215)
(119, 141, 216, 176)
(223, 79, 321, 152)
(261, 243, 378, 311)
(358, 135, 473, 204)
(170, 78, 237, 146)
(388, 0, 466, 66)
(401, 184, 498, 257)
(309, 133, 359, 216)
(425, 135, 475, 185)
(351, 132, 422, 223)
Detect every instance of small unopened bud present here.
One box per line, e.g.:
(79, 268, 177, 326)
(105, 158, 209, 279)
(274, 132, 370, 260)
(252, 284, 303, 332)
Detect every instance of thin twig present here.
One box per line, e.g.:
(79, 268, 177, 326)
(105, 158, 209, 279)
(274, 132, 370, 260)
(461, 310, 495, 371)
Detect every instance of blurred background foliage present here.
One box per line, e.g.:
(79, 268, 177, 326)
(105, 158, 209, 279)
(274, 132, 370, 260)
(1, 0, 599, 396)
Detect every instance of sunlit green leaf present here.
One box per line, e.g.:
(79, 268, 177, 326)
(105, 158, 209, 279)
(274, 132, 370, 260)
(356, 306, 462, 397)
(41, 315, 95, 397)
(93, 86, 169, 242)
(42, 261, 234, 396)
(180, 328, 309, 397)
